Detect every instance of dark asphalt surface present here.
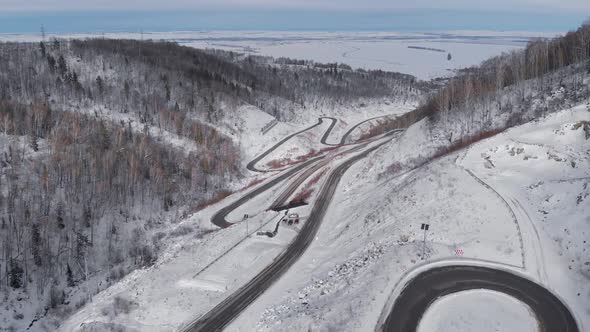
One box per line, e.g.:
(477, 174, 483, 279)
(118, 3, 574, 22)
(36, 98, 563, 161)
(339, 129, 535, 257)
(319, 116, 338, 145)
(380, 265, 579, 332)
(246, 117, 336, 173)
(339, 114, 391, 145)
(211, 157, 324, 228)
(181, 134, 397, 332)
(268, 142, 369, 210)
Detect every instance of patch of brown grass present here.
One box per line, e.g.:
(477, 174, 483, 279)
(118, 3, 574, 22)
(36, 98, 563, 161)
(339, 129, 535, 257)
(289, 168, 328, 203)
(266, 146, 339, 169)
(240, 177, 265, 191)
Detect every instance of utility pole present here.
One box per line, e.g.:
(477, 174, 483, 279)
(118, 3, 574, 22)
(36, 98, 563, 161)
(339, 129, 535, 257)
(420, 223, 430, 260)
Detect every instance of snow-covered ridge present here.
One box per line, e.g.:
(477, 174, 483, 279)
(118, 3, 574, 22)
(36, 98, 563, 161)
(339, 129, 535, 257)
(0, 30, 556, 80)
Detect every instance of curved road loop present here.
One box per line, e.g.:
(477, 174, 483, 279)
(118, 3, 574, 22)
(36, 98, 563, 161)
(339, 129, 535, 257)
(319, 117, 338, 145)
(247, 117, 336, 173)
(180, 133, 398, 332)
(212, 157, 324, 228)
(338, 115, 391, 145)
(380, 265, 579, 332)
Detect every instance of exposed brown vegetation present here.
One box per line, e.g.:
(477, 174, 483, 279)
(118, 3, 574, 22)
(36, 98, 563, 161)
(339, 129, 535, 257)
(431, 128, 506, 160)
(240, 177, 266, 192)
(266, 146, 339, 169)
(289, 168, 328, 203)
(359, 108, 427, 140)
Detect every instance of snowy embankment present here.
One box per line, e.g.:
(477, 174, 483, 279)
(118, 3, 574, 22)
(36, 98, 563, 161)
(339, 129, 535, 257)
(237, 105, 588, 332)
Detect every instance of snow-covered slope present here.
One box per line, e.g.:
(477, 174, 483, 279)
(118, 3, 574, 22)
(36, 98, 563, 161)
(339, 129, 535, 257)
(58, 101, 588, 332)
(237, 105, 589, 331)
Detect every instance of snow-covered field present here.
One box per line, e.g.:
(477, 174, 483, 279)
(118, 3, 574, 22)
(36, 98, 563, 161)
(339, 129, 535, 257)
(417, 289, 539, 332)
(0, 31, 558, 79)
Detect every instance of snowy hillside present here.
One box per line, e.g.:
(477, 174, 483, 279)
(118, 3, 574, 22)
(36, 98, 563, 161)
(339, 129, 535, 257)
(57, 102, 588, 332)
(2, 21, 589, 332)
(0, 38, 422, 331)
(236, 104, 589, 332)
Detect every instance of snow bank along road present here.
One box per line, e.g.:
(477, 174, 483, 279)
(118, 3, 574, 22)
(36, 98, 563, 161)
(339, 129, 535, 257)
(380, 265, 579, 332)
(180, 117, 401, 332)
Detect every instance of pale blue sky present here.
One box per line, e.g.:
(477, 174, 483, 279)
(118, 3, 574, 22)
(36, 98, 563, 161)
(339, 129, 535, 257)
(1, 0, 588, 12)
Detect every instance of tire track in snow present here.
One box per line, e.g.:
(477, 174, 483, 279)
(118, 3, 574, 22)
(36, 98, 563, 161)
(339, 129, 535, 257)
(510, 197, 549, 283)
(462, 168, 526, 269)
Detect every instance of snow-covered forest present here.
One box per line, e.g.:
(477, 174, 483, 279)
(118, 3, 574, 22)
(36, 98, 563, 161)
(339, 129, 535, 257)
(422, 22, 590, 139)
(0, 38, 424, 329)
(368, 21, 590, 172)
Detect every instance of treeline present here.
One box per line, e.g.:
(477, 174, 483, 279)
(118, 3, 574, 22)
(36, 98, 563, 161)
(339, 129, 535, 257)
(419, 21, 590, 138)
(0, 38, 425, 129)
(69, 39, 424, 122)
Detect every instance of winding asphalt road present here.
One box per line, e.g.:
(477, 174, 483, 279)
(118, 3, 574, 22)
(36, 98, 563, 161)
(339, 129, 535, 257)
(268, 142, 370, 210)
(192, 112, 579, 332)
(246, 117, 337, 173)
(319, 117, 338, 145)
(211, 157, 324, 228)
(380, 265, 579, 332)
(338, 114, 392, 145)
(180, 131, 399, 332)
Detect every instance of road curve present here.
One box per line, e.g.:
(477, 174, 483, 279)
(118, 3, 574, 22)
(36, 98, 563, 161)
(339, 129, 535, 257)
(268, 142, 370, 210)
(247, 117, 337, 173)
(319, 117, 338, 145)
(339, 115, 391, 145)
(380, 265, 578, 332)
(212, 157, 324, 228)
(180, 135, 397, 332)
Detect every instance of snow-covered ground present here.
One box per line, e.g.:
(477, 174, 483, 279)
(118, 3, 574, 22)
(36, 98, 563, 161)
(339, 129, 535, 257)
(459, 105, 590, 329)
(0, 31, 558, 79)
(58, 100, 588, 332)
(417, 289, 539, 332)
(231, 105, 588, 331)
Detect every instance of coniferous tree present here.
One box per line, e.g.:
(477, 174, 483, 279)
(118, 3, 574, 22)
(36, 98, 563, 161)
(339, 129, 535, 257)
(9, 260, 23, 289)
(96, 75, 104, 95)
(56, 201, 65, 229)
(29, 132, 39, 152)
(32, 223, 42, 266)
(66, 264, 75, 287)
(57, 55, 67, 76)
(39, 41, 46, 57)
